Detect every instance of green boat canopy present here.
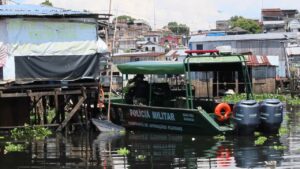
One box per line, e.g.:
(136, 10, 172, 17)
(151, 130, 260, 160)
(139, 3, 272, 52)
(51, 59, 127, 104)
(117, 61, 185, 74)
(117, 55, 247, 74)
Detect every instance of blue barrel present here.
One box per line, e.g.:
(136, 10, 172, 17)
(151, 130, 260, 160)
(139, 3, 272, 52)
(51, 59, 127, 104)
(233, 100, 260, 135)
(260, 99, 283, 133)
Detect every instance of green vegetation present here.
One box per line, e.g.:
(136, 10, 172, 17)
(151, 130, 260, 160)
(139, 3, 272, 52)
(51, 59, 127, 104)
(4, 142, 25, 153)
(11, 124, 52, 141)
(272, 145, 287, 150)
(230, 16, 262, 33)
(255, 136, 267, 145)
(221, 93, 300, 105)
(254, 132, 261, 137)
(41, 0, 53, 6)
(213, 135, 226, 141)
(47, 108, 56, 123)
(136, 155, 146, 161)
(117, 147, 130, 156)
(165, 21, 190, 35)
(0, 136, 4, 139)
(116, 15, 135, 24)
(278, 127, 289, 136)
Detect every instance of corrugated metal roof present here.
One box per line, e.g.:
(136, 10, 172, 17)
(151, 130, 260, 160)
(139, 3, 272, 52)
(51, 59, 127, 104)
(189, 32, 298, 43)
(246, 55, 273, 66)
(0, 4, 96, 17)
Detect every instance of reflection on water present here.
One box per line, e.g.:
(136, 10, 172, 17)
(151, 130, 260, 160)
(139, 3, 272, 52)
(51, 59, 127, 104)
(2, 106, 300, 168)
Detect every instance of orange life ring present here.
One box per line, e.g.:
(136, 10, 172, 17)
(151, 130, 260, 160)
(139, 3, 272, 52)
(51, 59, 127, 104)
(214, 103, 231, 122)
(98, 87, 105, 108)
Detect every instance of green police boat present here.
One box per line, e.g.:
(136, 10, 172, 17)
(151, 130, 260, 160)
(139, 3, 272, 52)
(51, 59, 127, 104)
(103, 50, 283, 135)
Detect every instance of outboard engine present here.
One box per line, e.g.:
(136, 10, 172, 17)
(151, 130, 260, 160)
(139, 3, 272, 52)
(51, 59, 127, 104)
(233, 100, 260, 135)
(260, 99, 283, 133)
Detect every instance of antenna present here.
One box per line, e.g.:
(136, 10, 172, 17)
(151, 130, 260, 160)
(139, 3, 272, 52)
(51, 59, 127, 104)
(153, 0, 156, 30)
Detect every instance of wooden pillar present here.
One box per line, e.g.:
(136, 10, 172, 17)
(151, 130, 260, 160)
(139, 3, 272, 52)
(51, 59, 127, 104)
(58, 95, 65, 123)
(43, 96, 48, 124)
(235, 71, 239, 93)
(54, 89, 59, 123)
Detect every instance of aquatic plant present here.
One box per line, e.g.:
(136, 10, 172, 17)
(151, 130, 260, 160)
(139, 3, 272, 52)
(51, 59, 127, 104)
(119, 130, 126, 135)
(255, 136, 267, 145)
(136, 155, 146, 161)
(254, 132, 261, 137)
(213, 135, 225, 141)
(222, 93, 287, 103)
(117, 147, 130, 156)
(278, 127, 289, 136)
(11, 124, 52, 141)
(4, 142, 25, 153)
(0, 136, 4, 139)
(272, 145, 287, 150)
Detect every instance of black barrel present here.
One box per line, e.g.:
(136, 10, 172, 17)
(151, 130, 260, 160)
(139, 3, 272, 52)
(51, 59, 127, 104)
(260, 99, 283, 133)
(233, 100, 260, 135)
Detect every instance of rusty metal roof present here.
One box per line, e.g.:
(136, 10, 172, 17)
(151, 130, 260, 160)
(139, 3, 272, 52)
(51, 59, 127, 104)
(246, 55, 273, 66)
(0, 4, 96, 17)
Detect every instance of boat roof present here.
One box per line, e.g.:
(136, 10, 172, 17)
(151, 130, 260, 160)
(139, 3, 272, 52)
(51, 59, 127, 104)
(117, 61, 185, 74)
(117, 55, 247, 74)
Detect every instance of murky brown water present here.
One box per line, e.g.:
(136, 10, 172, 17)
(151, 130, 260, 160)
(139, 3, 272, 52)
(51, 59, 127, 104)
(1, 105, 300, 169)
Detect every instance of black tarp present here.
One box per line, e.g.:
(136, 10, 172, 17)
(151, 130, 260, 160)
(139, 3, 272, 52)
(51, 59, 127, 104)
(15, 54, 100, 81)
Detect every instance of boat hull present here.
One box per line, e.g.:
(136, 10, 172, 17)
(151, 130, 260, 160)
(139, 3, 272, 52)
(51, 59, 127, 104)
(109, 103, 233, 135)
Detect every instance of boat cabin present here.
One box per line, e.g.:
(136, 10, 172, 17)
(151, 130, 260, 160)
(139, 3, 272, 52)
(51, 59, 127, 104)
(116, 50, 253, 112)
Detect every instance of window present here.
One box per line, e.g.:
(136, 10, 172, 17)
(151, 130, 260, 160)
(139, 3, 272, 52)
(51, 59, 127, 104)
(152, 47, 155, 51)
(147, 37, 150, 41)
(154, 37, 156, 42)
(145, 47, 149, 51)
(196, 44, 203, 50)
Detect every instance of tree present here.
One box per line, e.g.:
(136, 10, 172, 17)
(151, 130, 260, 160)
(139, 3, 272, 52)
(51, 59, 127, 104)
(41, 0, 53, 6)
(166, 22, 190, 35)
(115, 15, 135, 24)
(230, 16, 262, 34)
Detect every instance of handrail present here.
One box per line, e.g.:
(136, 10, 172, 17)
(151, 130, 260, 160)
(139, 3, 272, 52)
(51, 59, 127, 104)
(185, 50, 219, 54)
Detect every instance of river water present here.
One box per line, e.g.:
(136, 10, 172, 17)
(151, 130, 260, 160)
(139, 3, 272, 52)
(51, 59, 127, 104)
(1, 106, 300, 169)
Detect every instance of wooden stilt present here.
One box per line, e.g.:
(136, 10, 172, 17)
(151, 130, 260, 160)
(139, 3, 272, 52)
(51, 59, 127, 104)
(56, 88, 87, 132)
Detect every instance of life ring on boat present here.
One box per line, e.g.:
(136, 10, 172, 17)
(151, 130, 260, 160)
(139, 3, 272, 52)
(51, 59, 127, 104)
(214, 103, 231, 122)
(98, 87, 105, 108)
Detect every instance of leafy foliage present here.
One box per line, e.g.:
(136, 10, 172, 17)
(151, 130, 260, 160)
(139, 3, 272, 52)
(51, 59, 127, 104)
(222, 93, 288, 103)
(117, 147, 130, 156)
(4, 142, 25, 153)
(11, 124, 52, 141)
(255, 136, 267, 145)
(213, 135, 226, 141)
(41, 0, 53, 6)
(230, 16, 262, 34)
(116, 15, 135, 24)
(166, 22, 190, 35)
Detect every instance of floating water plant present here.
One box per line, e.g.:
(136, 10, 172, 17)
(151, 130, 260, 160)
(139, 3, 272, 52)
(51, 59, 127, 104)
(213, 135, 225, 141)
(117, 147, 130, 156)
(11, 124, 52, 141)
(4, 142, 25, 153)
(0, 136, 4, 139)
(254, 132, 261, 137)
(278, 127, 289, 136)
(255, 136, 267, 145)
(136, 155, 146, 161)
(272, 145, 287, 150)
